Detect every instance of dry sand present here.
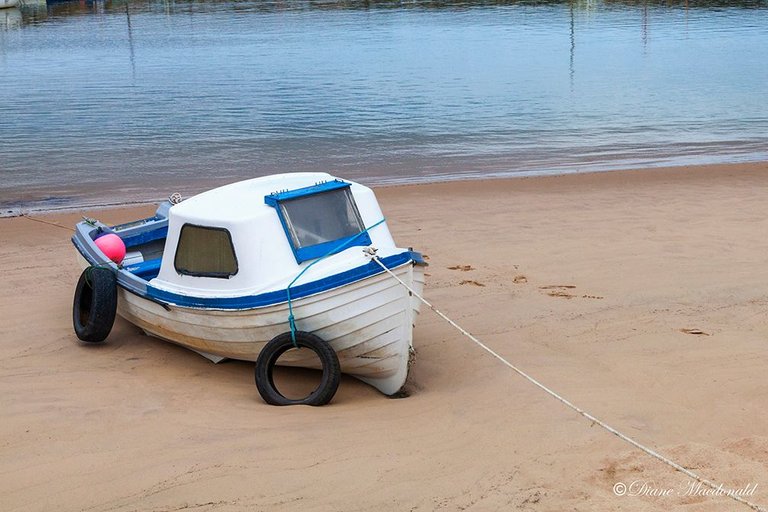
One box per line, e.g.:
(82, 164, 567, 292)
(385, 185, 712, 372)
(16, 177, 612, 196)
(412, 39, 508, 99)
(2, 163, 768, 511)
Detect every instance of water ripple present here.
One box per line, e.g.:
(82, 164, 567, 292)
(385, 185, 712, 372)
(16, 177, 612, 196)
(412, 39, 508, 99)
(1, 0, 768, 210)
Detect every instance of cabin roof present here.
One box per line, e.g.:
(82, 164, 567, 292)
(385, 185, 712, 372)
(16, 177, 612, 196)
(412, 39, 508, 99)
(170, 172, 338, 225)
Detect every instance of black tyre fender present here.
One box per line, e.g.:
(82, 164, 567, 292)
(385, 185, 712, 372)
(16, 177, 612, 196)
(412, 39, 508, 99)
(255, 331, 341, 406)
(73, 267, 117, 343)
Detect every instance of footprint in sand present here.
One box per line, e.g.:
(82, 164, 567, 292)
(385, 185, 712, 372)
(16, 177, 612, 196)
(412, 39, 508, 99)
(547, 290, 577, 299)
(539, 284, 577, 299)
(512, 274, 528, 284)
(539, 285, 603, 300)
(680, 328, 710, 336)
(448, 264, 474, 271)
(459, 279, 485, 287)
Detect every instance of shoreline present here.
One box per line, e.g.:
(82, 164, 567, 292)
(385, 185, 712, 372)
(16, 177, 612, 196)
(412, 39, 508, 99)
(2, 161, 768, 511)
(3, 160, 766, 218)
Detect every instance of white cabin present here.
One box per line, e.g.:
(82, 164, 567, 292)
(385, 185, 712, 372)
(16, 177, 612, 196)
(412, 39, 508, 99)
(151, 173, 396, 298)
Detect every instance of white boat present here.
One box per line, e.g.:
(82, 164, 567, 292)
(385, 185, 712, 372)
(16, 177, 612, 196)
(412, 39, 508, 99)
(72, 173, 426, 404)
(0, 0, 20, 9)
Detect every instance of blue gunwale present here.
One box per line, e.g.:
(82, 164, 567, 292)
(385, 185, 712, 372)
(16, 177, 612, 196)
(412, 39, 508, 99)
(146, 250, 423, 310)
(73, 223, 423, 311)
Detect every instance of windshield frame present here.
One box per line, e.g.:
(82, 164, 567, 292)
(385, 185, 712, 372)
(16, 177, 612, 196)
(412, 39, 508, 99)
(265, 180, 371, 263)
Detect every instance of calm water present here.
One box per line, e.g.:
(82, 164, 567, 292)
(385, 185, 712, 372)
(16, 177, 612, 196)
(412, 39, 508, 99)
(1, 0, 767, 212)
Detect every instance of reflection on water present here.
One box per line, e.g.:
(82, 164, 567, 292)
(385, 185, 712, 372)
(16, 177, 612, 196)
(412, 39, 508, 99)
(1, 8, 22, 29)
(1, 0, 767, 211)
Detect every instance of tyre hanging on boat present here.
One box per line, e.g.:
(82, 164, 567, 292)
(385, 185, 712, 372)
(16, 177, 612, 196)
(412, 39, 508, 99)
(72, 267, 118, 343)
(255, 331, 341, 406)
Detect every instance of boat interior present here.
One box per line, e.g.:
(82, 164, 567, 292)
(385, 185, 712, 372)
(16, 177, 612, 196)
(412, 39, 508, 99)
(113, 218, 168, 282)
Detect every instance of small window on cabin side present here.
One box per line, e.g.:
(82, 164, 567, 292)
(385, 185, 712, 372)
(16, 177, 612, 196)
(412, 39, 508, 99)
(174, 224, 238, 278)
(279, 188, 365, 249)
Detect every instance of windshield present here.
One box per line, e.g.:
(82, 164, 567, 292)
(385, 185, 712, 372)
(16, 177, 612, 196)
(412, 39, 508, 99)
(278, 188, 365, 249)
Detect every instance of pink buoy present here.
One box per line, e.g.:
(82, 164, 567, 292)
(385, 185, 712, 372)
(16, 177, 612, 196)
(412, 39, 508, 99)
(94, 233, 126, 264)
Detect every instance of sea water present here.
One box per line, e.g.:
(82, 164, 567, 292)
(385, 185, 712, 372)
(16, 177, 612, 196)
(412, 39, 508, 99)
(1, 0, 767, 212)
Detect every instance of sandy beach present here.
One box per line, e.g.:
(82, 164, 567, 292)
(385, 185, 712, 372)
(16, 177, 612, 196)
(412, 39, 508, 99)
(2, 162, 768, 512)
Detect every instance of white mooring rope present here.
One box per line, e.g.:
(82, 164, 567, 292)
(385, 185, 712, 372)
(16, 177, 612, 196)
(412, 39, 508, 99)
(368, 252, 766, 512)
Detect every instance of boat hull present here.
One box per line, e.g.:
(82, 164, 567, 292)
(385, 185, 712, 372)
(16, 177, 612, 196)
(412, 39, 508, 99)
(107, 261, 424, 395)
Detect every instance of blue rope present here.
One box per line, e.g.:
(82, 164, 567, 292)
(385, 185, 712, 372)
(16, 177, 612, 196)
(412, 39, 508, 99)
(286, 218, 386, 347)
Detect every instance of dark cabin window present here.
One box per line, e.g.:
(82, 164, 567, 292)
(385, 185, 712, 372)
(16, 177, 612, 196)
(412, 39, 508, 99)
(279, 188, 365, 249)
(174, 224, 238, 278)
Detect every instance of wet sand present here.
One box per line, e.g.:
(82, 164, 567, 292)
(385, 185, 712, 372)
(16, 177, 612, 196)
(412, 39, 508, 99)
(2, 162, 768, 511)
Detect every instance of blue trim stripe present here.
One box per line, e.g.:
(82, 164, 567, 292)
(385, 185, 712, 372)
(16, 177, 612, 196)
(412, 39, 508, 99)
(146, 251, 422, 310)
(294, 232, 372, 262)
(264, 179, 350, 206)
